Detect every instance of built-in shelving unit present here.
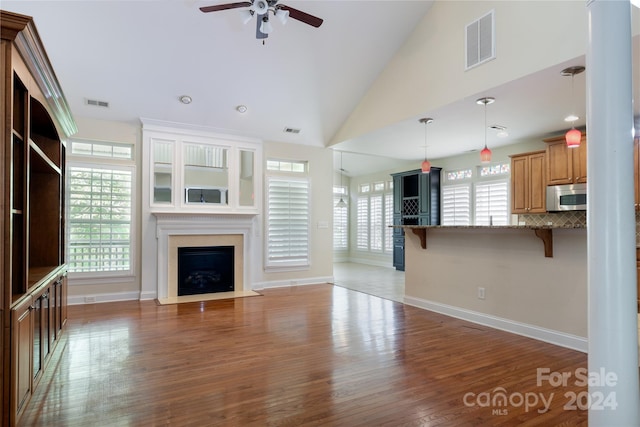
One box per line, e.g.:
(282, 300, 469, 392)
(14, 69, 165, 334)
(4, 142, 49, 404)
(2, 10, 75, 426)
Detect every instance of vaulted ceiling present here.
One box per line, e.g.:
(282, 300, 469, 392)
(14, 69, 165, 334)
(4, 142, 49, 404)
(3, 1, 639, 177)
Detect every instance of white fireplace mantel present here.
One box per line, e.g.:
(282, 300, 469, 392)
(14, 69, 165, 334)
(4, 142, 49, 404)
(154, 213, 259, 299)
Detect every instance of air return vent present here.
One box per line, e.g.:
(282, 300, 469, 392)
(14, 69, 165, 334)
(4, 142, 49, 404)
(86, 98, 110, 108)
(465, 10, 495, 70)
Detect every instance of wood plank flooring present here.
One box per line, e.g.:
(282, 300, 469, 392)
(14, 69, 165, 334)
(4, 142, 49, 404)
(21, 284, 587, 426)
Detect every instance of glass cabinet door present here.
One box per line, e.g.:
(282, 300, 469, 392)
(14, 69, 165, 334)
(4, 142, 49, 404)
(153, 141, 173, 204)
(183, 143, 229, 205)
(238, 149, 255, 207)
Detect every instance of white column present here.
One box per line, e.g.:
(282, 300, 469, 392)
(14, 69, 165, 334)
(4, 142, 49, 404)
(586, 0, 640, 425)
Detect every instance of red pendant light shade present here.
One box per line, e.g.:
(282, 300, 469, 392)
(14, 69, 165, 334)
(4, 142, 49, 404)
(480, 145, 492, 163)
(419, 117, 433, 174)
(561, 66, 585, 149)
(476, 97, 495, 164)
(565, 128, 582, 148)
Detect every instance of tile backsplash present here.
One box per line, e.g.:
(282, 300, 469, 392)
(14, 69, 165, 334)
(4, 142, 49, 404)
(518, 211, 586, 227)
(517, 210, 640, 246)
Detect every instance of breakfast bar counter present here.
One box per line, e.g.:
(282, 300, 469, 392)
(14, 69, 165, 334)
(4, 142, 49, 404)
(399, 224, 588, 351)
(398, 224, 586, 257)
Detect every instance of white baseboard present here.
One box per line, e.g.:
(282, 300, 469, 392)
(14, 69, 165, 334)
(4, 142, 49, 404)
(253, 276, 334, 290)
(68, 291, 140, 305)
(404, 295, 588, 353)
(140, 291, 157, 301)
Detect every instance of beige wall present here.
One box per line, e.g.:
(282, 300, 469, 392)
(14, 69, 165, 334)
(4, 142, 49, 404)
(404, 227, 587, 341)
(257, 141, 334, 287)
(333, 1, 591, 145)
(67, 117, 141, 302)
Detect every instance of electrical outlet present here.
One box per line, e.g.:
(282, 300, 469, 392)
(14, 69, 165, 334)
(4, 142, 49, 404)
(84, 296, 96, 303)
(477, 287, 486, 300)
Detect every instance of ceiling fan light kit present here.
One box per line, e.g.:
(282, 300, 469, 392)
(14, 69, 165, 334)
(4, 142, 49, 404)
(200, 0, 323, 40)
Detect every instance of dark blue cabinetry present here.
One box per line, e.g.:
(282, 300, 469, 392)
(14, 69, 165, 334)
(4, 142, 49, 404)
(391, 168, 441, 270)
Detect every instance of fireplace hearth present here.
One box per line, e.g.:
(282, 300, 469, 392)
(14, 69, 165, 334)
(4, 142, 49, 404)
(178, 246, 234, 295)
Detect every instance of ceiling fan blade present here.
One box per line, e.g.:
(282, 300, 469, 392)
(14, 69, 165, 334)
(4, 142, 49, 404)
(199, 2, 252, 13)
(256, 13, 268, 39)
(279, 5, 323, 28)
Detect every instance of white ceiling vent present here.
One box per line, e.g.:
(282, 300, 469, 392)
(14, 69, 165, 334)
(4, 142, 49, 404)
(86, 98, 109, 108)
(283, 127, 301, 134)
(465, 10, 495, 70)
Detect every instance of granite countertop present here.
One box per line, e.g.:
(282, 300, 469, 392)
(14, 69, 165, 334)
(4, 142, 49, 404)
(397, 224, 586, 230)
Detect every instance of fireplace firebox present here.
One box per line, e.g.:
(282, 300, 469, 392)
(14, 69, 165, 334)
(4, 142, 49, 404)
(177, 246, 234, 295)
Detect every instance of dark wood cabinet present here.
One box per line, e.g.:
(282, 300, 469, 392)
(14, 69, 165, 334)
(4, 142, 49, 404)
(2, 11, 74, 426)
(391, 168, 441, 270)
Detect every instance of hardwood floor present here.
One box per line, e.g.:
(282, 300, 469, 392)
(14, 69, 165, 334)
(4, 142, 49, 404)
(21, 284, 587, 426)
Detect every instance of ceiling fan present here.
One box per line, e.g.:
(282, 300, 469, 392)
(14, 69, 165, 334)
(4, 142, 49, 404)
(200, 0, 323, 40)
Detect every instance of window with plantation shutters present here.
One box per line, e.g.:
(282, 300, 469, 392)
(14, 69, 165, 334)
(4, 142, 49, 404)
(370, 195, 383, 251)
(384, 193, 393, 252)
(474, 180, 508, 225)
(356, 196, 369, 250)
(266, 177, 310, 268)
(442, 184, 471, 226)
(68, 165, 133, 273)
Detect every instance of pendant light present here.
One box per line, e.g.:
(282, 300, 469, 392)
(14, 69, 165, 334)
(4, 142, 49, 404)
(561, 65, 585, 148)
(336, 151, 347, 208)
(419, 117, 433, 173)
(477, 97, 495, 163)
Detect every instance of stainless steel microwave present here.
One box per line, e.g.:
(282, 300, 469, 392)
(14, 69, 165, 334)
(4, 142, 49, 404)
(546, 183, 587, 211)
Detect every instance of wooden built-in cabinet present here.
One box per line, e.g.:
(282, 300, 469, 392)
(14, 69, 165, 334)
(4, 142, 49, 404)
(391, 168, 441, 271)
(2, 10, 75, 426)
(544, 134, 587, 185)
(510, 150, 546, 214)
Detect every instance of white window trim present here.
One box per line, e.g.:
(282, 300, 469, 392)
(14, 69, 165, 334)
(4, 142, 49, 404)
(66, 160, 137, 283)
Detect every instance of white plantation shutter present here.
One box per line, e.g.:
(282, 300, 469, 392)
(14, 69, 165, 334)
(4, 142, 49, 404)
(266, 177, 310, 267)
(370, 195, 383, 251)
(442, 184, 471, 226)
(384, 193, 393, 252)
(356, 196, 369, 250)
(474, 180, 508, 225)
(68, 165, 133, 273)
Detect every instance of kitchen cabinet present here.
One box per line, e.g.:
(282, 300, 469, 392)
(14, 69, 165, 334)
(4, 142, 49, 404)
(510, 150, 546, 214)
(391, 168, 441, 270)
(544, 134, 587, 185)
(2, 11, 73, 426)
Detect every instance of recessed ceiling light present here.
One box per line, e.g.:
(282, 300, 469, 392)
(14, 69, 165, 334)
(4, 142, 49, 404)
(179, 95, 192, 104)
(236, 105, 248, 113)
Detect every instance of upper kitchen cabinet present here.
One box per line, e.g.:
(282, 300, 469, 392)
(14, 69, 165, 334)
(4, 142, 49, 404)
(142, 120, 262, 215)
(510, 150, 546, 214)
(544, 134, 587, 185)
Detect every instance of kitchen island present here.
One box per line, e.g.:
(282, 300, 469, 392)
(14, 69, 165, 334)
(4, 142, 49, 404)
(399, 225, 587, 351)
